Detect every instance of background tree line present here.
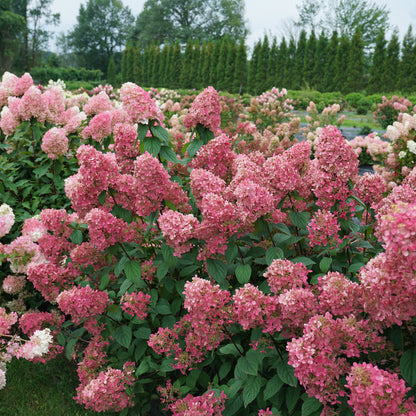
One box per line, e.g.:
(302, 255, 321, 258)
(119, 26, 416, 95)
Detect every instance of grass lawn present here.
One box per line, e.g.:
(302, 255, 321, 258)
(0, 356, 116, 416)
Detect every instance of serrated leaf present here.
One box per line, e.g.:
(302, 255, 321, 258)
(266, 247, 284, 265)
(160, 145, 178, 163)
(157, 261, 170, 281)
(114, 325, 132, 349)
(187, 138, 203, 157)
(111, 204, 133, 223)
(99, 271, 110, 290)
(150, 124, 170, 144)
(98, 190, 106, 205)
(206, 258, 227, 286)
(401, 349, 416, 386)
(219, 361, 232, 380)
(276, 360, 298, 387)
(302, 396, 322, 416)
(264, 375, 284, 400)
(286, 386, 300, 413)
(292, 256, 316, 267)
(195, 123, 215, 143)
(275, 223, 291, 234)
(219, 343, 243, 357)
(289, 211, 310, 229)
(238, 356, 258, 376)
(134, 327, 151, 339)
(156, 298, 171, 315)
(70, 229, 83, 245)
(143, 136, 162, 156)
(319, 257, 332, 273)
(136, 123, 148, 143)
(243, 376, 263, 407)
(136, 357, 150, 376)
(347, 262, 365, 274)
(123, 260, 142, 284)
(235, 264, 251, 284)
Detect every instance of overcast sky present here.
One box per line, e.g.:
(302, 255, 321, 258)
(50, 0, 416, 51)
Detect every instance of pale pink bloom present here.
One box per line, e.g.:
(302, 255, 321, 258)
(0, 106, 19, 136)
(82, 91, 113, 116)
(0, 307, 18, 335)
(21, 216, 47, 242)
(14, 328, 53, 360)
(18, 85, 45, 121)
(0, 203, 14, 238)
(120, 291, 151, 320)
(41, 86, 65, 123)
(0, 368, 5, 390)
(81, 111, 112, 142)
(4, 236, 44, 274)
(41, 127, 69, 159)
(2, 275, 26, 295)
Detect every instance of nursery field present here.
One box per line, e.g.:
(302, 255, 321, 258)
(1, 72, 416, 416)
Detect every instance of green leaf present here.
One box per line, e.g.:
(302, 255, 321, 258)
(123, 260, 142, 284)
(195, 123, 215, 143)
(319, 257, 332, 273)
(114, 325, 132, 349)
(99, 271, 110, 290)
(219, 361, 232, 380)
(111, 204, 133, 223)
(187, 138, 203, 157)
(286, 386, 300, 413)
(136, 357, 150, 376)
(157, 261, 170, 281)
(150, 124, 170, 144)
(143, 136, 162, 156)
(206, 258, 227, 286)
(156, 298, 171, 315)
(162, 244, 177, 267)
(401, 349, 416, 386)
(292, 257, 316, 267)
(243, 375, 263, 407)
(264, 375, 284, 400)
(219, 343, 243, 357)
(136, 123, 148, 142)
(70, 229, 83, 245)
(266, 247, 284, 265)
(118, 279, 133, 296)
(302, 396, 322, 416)
(276, 360, 298, 387)
(237, 356, 258, 376)
(160, 145, 178, 163)
(347, 262, 365, 274)
(134, 327, 151, 339)
(289, 211, 310, 229)
(235, 264, 251, 284)
(98, 190, 106, 205)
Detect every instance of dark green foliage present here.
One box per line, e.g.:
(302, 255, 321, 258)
(201, 40, 214, 87)
(312, 30, 328, 91)
(284, 37, 297, 89)
(30, 66, 103, 84)
(267, 37, 279, 90)
(293, 30, 307, 90)
(233, 42, 248, 94)
(216, 37, 230, 91)
(333, 35, 350, 93)
(133, 44, 143, 85)
(322, 31, 338, 92)
(255, 35, 270, 93)
(181, 39, 194, 89)
(367, 30, 386, 94)
(345, 29, 365, 93)
(275, 37, 288, 88)
(247, 40, 261, 95)
(383, 31, 400, 92)
(224, 40, 237, 93)
(399, 26, 416, 93)
(106, 55, 117, 86)
(302, 30, 317, 88)
(170, 42, 182, 89)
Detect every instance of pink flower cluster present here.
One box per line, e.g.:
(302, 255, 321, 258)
(307, 209, 342, 248)
(120, 291, 151, 320)
(41, 127, 69, 159)
(346, 362, 416, 415)
(0, 203, 14, 238)
(56, 286, 110, 324)
(183, 86, 221, 132)
(75, 363, 135, 412)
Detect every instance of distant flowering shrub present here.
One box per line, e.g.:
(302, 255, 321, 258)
(373, 95, 413, 129)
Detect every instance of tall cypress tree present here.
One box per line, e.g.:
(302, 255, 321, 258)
(233, 42, 248, 94)
(151, 44, 161, 86)
(333, 35, 350, 93)
(367, 30, 386, 94)
(216, 37, 229, 91)
(170, 42, 182, 89)
(276, 37, 288, 88)
(255, 35, 270, 93)
(201, 39, 214, 87)
(267, 37, 279, 89)
(198, 41, 208, 88)
(283, 37, 296, 89)
(121, 45, 129, 83)
(293, 29, 307, 90)
(322, 31, 338, 92)
(399, 26, 416, 93)
(125, 42, 135, 82)
(312, 30, 328, 91)
(142, 45, 151, 86)
(209, 39, 222, 87)
(224, 39, 237, 92)
(107, 55, 117, 86)
(133, 44, 143, 85)
(247, 40, 261, 95)
(181, 39, 193, 89)
(302, 30, 317, 89)
(345, 29, 365, 93)
(383, 31, 400, 92)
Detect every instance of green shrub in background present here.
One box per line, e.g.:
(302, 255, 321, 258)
(31, 66, 103, 84)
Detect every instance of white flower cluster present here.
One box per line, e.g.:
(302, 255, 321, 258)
(406, 140, 416, 155)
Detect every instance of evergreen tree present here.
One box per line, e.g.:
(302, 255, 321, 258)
(267, 37, 279, 90)
(216, 37, 229, 91)
(233, 42, 248, 94)
(107, 55, 117, 86)
(198, 41, 207, 88)
(157, 44, 169, 87)
(191, 39, 201, 89)
(133, 44, 143, 85)
(209, 39, 222, 86)
(312, 30, 328, 91)
(283, 37, 296, 89)
(367, 30, 386, 94)
(345, 29, 364, 93)
(201, 39, 214, 87)
(275, 37, 288, 88)
(247, 40, 261, 94)
(126, 42, 135, 82)
(333, 35, 350, 93)
(170, 42, 182, 89)
(302, 30, 317, 88)
(150, 44, 161, 86)
(399, 26, 416, 93)
(224, 40, 237, 92)
(181, 39, 193, 89)
(255, 35, 270, 93)
(383, 31, 400, 92)
(293, 29, 307, 89)
(322, 31, 338, 92)
(121, 45, 129, 83)
(142, 45, 151, 86)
